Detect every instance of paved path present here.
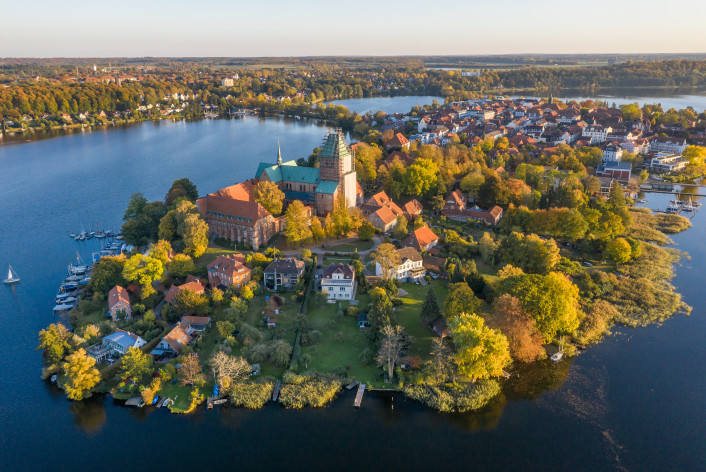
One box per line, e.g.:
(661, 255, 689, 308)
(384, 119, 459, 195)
(282, 235, 383, 258)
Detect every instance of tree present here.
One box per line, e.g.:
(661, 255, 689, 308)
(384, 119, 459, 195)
(358, 220, 375, 241)
(376, 325, 410, 379)
(331, 194, 354, 237)
(354, 143, 382, 182)
(403, 158, 439, 198)
(158, 210, 179, 241)
(165, 178, 198, 206)
(122, 254, 164, 299)
(120, 347, 153, 380)
(498, 272, 582, 342)
(123, 192, 148, 221)
(371, 243, 400, 280)
(240, 285, 254, 300)
(181, 213, 209, 258)
(413, 215, 426, 230)
(499, 232, 560, 274)
(38, 323, 72, 365)
(420, 286, 442, 322)
(174, 288, 210, 315)
(270, 340, 293, 367)
(149, 239, 173, 265)
(168, 253, 195, 278)
(62, 348, 101, 400)
(621, 103, 642, 121)
(477, 174, 510, 207)
(683, 145, 706, 166)
(449, 313, 511, 382)
(492, 294, 545, 362)
(444, 282, 482, 320)
(285, 200, 312, 247)
(478, 232, 498, 264)
(208, 351, 251, 389)
(311, 216, 326, 241)
(180, 353, 204, 386)
(426, 337, 454, 383)
(254, 180, 285, 216)
(604, 237, 632, 264)
(391, 214, 408, 240)
(89, 255, 126, 296)
(460, 172, 485, 197)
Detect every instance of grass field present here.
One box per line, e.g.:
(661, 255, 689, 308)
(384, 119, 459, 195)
(394, 281, 449, 359)
(326, 239, 374, 253)
(303, 300, 381, 384)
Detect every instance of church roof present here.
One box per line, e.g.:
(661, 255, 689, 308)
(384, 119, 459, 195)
(315, 180, 339, 194)
(258, 160, 321, 185)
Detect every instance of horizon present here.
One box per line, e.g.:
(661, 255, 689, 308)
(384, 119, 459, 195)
(3, 0, 705, 57)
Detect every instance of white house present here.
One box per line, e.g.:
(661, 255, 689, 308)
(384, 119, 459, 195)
(102, 330, 146, 356)
(602, 143, 624, 163)
(648, 152, 686, 173)
(320, 264, 356, 302)
(582, 124, 612, 144)
(650, 137, 687, 155)
(376, 247, 426, 282)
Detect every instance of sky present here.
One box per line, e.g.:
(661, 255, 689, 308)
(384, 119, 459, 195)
(2, 0, 706, 57)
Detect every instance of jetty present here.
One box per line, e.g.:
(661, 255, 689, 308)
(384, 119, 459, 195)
(272, 380, 282, 402)
(346, 381, 360, 390)
(354, 383, 366, 408)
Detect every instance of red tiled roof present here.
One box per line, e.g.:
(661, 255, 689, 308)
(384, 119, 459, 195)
(108, 285, 130, 311)
(164, 281, 206, 305)
(403, 225, 439, 250)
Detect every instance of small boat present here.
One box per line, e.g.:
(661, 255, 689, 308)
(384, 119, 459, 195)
(161, 397, 171, 408)
(683, 202, 694, 212)
(95, 231, 106, 238)
(53, 303, 75, 312)
(55, 296, 76, 304)
(3, 265, 20, 285)
(77, 278, 91, 286)
(151, 396, 160, 406)
(50, 374, 58, 383)
(69, 232, 76, 238)
(693, 201, 702, 208)
(551, 337, 565, 362)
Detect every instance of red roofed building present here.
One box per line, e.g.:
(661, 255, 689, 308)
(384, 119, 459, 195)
(155, 322, 192, 356)
(108, 285, 132, 322)
(196, 179, 281, 250)
(403, 225, 439, 251)
(207, 254, 252, 289)
(386, 133, 410, 151)
(164, 280, 206, 306)
(369, 206, 398, 232)
(442, 190, 504, 225)
(403, 199, 423, 221)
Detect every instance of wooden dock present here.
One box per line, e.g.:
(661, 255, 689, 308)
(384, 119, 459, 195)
(346, 381, 360, 390)
(272, 380, 282, 402)
(354, 383, 366, 408)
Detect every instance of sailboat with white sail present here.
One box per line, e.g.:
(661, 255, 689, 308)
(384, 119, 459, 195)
(3, 265, 20, 284)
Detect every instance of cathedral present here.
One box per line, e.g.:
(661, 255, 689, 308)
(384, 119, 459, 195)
(255, 128, 360, 215)
(196, 129, 361, 249)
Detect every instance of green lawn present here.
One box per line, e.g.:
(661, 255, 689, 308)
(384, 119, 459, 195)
(156, 381, 211, 413)
(326, 239, 374, 253)
(73, 308, 105, 327)
(302, 300, 381, 384)
(394, 281, 449, 360)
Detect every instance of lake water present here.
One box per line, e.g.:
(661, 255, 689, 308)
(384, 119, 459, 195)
(325, 96, 443, 115)
(1, 110, 705, 471)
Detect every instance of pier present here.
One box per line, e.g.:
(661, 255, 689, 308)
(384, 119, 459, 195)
(354, 384, 366, 408)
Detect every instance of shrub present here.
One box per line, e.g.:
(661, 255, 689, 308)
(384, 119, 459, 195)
(279, 374, 343, 408)
(358, 348, 374, 365)
(270, 340, 293, 367)
(403, 380, 501, 413)
(248, 343, 271, 363)
(229, 378, 276, 409)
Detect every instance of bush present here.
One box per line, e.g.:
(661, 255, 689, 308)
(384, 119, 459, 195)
(270, 340, 293, 367)
(229, 378, 276, 409)
(301, 329, 321, 346)
(279, 373, 343, 408)
(358, 348, 374, 365)
(248, 343, 271, 363)
(404, 380, 501, 413)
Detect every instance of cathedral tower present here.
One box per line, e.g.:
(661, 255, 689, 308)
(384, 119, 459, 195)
(318, 129, 357, 208)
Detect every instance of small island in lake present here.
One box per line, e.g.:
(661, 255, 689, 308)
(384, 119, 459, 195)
(39, 98, 698, 414)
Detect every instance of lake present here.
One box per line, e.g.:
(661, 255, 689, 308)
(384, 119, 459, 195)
(325, 96, 443, 115)
(1, 107, 705, 471)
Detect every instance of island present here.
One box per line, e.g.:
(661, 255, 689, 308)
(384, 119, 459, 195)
(38, 96, 698, 414)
